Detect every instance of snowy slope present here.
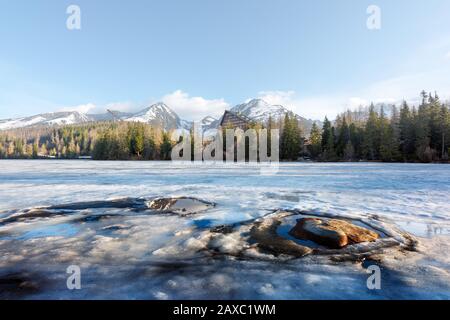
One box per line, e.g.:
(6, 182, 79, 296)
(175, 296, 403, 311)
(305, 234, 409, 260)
(0, 112, 90, 130)
(125, 103, 191, 132)
(231, 99, 291, 122)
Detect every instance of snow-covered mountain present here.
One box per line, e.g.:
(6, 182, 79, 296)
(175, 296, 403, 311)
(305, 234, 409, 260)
(231, 99, 291, 122)
(0, 111, 90, 130)
(0, 99, 320, 134)
(230, 99, 320, 134)
(0, 104, 191, 132)
(125, 102, 191, 131)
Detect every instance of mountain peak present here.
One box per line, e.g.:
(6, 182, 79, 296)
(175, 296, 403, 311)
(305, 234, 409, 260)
(247, 98, 269, 105)
(125, 102, 186, 131)
(232, 99, 286, 121)
(240, 99, 270, 111)
(151, 102, 170, 109)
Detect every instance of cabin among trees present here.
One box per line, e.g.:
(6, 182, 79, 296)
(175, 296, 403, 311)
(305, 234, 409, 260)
(219, 110, 250, 130)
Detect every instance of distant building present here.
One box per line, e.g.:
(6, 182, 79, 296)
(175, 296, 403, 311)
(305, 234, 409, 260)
(219, 110, 250, 130)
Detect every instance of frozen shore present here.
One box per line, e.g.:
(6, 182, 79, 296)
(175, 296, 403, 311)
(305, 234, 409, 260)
(0, 160, 449, 299)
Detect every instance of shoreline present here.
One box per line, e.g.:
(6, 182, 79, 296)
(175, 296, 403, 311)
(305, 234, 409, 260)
(0, 158, 449, 164)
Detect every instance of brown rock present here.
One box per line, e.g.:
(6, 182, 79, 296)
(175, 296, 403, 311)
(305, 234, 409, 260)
(250, 218, 313, 257)
(328, 219, 379, 244)
(289, 218, 379, 249)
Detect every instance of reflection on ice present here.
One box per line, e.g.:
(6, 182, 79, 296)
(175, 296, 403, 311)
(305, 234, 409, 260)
(16, 223, 79, 240)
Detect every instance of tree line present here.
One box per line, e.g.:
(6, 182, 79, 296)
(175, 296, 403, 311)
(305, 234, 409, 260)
(0, 123, 97, 159)
(0, 122, 173, 160)
(306, 91, 450, 162)
(92, 122, 172, 160)
(0, 91, 448, 162)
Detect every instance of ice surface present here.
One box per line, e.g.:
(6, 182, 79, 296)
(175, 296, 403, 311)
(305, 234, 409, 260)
(0, 160, 449, 299)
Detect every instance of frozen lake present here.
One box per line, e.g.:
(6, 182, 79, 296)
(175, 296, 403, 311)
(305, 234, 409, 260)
(0, 160, 449, 299)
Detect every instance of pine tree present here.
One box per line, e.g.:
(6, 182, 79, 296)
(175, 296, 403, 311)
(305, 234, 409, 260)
(362, 103, 380, 160)
(321, 117, 331, 151)
(399, 101, 415, 160)
(160, 132, 172, 160)
(415, 99, 432, 162)
(349, 123, 363, 159)
(336, 116, 350, 157)
(323, 126, 336, 161)
(343, 140, 355, 161)
(280, 113, 302, 160)
(319, 117, 336, 161)
(128, 123, 145, 158)
(280, 113, 291, 160)
(32, 138, 39, 159)
(309, 122, 322, 159)
(143, 127, 156, 160)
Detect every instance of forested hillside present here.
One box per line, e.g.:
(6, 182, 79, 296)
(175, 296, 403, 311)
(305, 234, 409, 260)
(0, 91, 449, 163)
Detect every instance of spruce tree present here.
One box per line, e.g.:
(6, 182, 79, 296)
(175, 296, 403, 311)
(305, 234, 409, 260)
(309, 122, 322, 159)
(336, 116, 350, 158)
(362, 103, 380, 160)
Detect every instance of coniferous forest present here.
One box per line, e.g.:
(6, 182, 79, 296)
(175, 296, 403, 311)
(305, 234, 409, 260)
(0, 122, 171, 161)
(309, 91, 450, 162)
(0, 91, 449, 163)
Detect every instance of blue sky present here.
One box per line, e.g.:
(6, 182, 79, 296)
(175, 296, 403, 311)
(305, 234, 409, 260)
(1, 0, 450, 120)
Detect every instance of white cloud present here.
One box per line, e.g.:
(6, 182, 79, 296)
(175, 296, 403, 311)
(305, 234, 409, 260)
(254, 90, 296, 106)
(59, 103, 97, 114)
(348, 97, 369, 108)
(255, 90, 349, 120)
(161, 90, 230, 121)
(57, 101, 138, 115)
(446, 51, 450, 59)
(360, 70, 450, 107)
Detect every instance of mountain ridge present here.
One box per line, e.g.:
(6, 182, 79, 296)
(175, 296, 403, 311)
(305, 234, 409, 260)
(0, 99, 321, 133)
